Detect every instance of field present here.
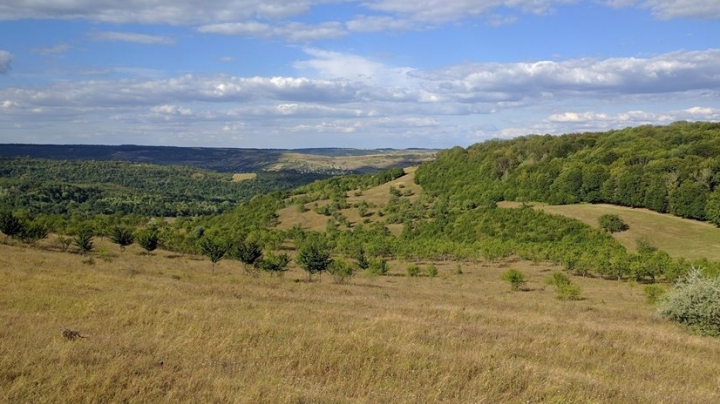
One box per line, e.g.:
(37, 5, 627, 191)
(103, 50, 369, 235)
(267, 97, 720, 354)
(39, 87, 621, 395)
(2, 239, 720, 403)
(499, 202, 720, 262)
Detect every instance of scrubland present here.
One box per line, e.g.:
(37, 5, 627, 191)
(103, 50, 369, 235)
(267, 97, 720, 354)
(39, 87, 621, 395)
(2, 240, 719, 403)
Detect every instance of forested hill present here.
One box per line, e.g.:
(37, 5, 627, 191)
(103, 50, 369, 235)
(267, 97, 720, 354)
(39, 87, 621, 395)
(415, 121, 720, 226)
(0, 144, 436, 174)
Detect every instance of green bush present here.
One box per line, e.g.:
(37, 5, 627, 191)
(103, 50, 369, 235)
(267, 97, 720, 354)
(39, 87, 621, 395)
(546, 272, 582, 300)
(598, 214, 629, 233)
(406, 264, 421, 277)
(644, 285, 666, 305)
(658, 268, 720, 335)
(367, 258, 389, 276)
(501, 269, 526, 291)
(328, 258, 354, 283)
(426, 264, 438, 278)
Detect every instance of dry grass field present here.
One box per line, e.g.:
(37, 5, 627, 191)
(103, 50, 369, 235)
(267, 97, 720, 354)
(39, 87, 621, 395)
(498, 202, 720, 262)
(231, 173, 258, 182)
(2, 239, 720, 403)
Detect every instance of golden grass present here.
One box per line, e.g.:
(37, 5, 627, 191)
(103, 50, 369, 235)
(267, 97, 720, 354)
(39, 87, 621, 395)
(499, 202, 720, 261)
(231, 173, 258, 182)
(2, 240, 720, 403)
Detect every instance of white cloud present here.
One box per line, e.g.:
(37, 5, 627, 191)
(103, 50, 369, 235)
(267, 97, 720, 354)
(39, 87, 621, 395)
(0, 50, 12, 73)
(198, 21, 346, 41)
(643, 0, 720, 19)
(0, 0, 324, 25)
(92, 31, 175, 45)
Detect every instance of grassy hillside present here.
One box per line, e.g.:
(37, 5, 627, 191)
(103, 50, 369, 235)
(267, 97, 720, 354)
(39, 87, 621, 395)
(2, 240, 720, 403)
(499, 202, 720, 262)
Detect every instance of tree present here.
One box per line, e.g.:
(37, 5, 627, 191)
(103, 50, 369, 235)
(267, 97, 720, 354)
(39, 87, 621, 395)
(73, 226, 94, 255)
(199, 236, 229, 274)
(19, 222, 48, 244)
(598, 214, 629, 233)
(501, 269, 526, 291)
(136, 228, 159, 255)
(109, 226, 135, 252)
(231, 239, 263, 272)
(0, 211, 25, 241)
(328, 258, 354, 283)
(296, 241, 333, 281)
(256, 251, 290, 275)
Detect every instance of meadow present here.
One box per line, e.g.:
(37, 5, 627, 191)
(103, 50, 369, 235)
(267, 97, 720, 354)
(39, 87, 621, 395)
(2, 238, 719, 403)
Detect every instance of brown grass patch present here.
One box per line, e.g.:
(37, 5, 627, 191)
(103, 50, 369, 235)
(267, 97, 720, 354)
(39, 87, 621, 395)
(232, 173, 257, 182)
(2, 241, 720, 403)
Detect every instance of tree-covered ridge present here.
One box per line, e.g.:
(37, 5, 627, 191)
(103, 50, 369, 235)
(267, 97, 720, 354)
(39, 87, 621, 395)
(416, 122, 720, 225)
(0, 158, 327, 217)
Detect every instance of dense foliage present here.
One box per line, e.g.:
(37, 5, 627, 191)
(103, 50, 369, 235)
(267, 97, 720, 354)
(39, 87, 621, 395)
(0, 158, 327, 217)
(416, 122, 720, 225)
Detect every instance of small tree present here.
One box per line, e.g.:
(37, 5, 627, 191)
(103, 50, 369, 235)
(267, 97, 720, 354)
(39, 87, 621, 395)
(501, 269, 526, 291)
(328, 258, 354, 283)
(232, 240, 263, 272)
(199, 236, 229, 274)
(0, 211, 25, 241)
(73, 226, 94, 255)
(354, 247, 370, 270)
(658, 267, 720, 335)
(19, 222, 48, 245)
(598, 214, 629, 233)
(296, 241, 333, 281)
(109, 226, 135, 252)
(256, 252, 290, 275)
(136, 228, 159, 255)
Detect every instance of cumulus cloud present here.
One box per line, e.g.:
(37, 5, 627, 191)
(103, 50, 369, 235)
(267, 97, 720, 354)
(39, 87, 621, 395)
(92, 31, 175, 45)
(2, 47, 719, 147)
(416, 49, 720, 103)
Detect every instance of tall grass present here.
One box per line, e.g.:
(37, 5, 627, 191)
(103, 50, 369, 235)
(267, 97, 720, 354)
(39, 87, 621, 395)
(2, 241, 720, 403)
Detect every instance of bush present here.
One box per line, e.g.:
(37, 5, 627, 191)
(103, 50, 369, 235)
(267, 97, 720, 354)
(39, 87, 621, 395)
(644, 285, 666, 305)
(328, 258, 354, 283)
(658, 268, 720, 335)
(426, 264, 438, 278)
(367, 258, 389, 276)
(546, 272, 582, 300)
(501, 269, 526, 291)
(598, 214, 629, 233)
(406, 264, 421, 277)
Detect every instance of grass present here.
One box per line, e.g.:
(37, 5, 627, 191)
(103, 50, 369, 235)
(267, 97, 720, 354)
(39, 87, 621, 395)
(231, 173, 258, 182)
(2, 240, 720, 403)
(503, 202, 720, 261)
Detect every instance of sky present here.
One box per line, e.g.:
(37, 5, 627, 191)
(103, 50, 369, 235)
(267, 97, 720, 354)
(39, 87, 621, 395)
(1, 1, 720, 149)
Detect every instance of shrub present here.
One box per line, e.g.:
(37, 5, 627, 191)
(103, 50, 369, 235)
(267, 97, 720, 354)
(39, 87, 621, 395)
(546, 272, 582, 300)
(426, 264, 438, 278)
(406, 264, 421, 277)
(256, 252, 290, 275)
(501, 269, 526, 291)
(644, 285, 666, 305)
(598, 214, 629, 233)
(367, 258, 389, 276)
(658, 268, 720, 336)
(328, 258, 354, 283)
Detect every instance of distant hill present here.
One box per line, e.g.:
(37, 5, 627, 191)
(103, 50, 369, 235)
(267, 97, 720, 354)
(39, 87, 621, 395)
(0, 144, 437, 174)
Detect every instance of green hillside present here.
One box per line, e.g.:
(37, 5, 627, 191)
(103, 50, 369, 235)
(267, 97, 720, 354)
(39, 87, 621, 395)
(416, 121, 720, 225)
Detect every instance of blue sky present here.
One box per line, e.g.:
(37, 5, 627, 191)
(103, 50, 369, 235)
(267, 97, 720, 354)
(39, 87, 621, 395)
(1, 1, 719, 149)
